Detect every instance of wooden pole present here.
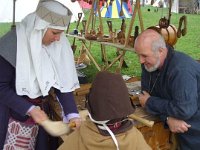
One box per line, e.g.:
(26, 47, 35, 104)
(85, 0, 96, 34)
(125, 0, 144, 47)
(97, 0, 104, 35)
(11, 0, 16, 29)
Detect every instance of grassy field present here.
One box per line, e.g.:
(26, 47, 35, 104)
(0, 6, 200, 82)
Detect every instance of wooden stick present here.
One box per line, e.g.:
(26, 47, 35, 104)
(125, 0, 144, 46)
(137, 3, 144, 31)
(105, 52, 124, 70)
(79, 109, 154, 128)
(97, 0, 104, 35)
(82, 41, 101, 71)
(129, 114, 154, 127)
(85, 0, 95, 34)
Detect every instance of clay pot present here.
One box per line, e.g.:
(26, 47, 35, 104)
(157, 24, 178, 46)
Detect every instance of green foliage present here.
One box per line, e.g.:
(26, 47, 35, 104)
(0, 23, 11, 37)
(1, 6, 200, 82)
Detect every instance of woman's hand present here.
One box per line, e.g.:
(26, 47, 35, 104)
(28, 106, 48, 124)
(69, 117, 82, 129)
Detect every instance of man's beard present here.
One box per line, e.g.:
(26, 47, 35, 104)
(145, 56, 160, 72)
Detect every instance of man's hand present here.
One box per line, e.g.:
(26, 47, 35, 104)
(138, 91, 150, 107)
(167, 116, 191, 133)
(28, 106, 48, 124)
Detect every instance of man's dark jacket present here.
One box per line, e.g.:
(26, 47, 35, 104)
(141, 46, 200, 150)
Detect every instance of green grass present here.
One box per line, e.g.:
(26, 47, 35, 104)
(1, 6, 200, 82)
(0, 23, 11, 36)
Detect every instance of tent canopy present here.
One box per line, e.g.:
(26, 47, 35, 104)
(171, 0, 199, 13)
(0, 0, 39, 23)
(0, 0, 84, 23)
(100, 0, 132, 18)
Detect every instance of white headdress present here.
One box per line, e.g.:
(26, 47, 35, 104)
(16, 0, 79, 98)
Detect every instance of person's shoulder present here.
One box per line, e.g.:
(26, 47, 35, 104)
(172, 50, 196, 65)
(169, 50, 200, 76)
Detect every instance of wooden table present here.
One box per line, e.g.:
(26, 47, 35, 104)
(49, 79, 177, 150)
(67, 33, 134, 72)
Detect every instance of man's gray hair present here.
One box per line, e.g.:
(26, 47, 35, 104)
(151, 34, 167, 52)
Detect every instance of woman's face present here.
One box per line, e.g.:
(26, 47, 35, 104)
(42, 28, 64, 46)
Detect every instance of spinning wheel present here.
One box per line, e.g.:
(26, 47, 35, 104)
(67, 0, 144, 72)
(149, 0, 187, 46)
